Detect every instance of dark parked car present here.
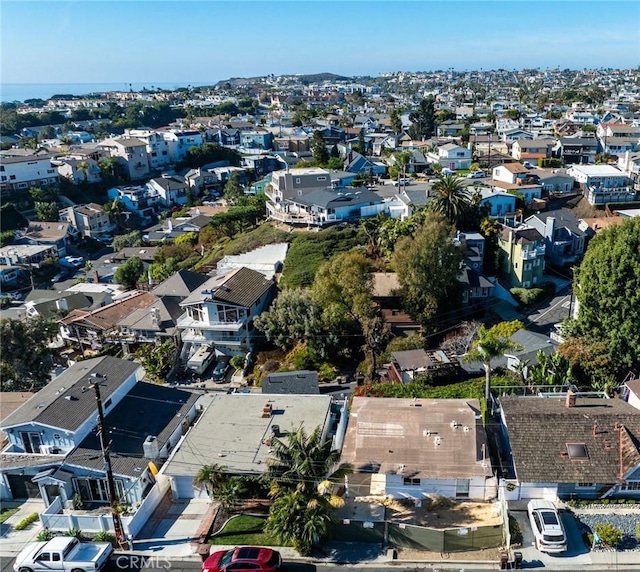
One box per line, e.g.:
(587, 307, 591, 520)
(202, 547, 281, 572)
(211, 356, 231, 382)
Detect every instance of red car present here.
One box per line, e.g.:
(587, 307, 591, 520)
(202, 547, 282, 572)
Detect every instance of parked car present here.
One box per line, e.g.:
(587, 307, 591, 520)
(59, 256, 84, 268)
(0, 290, 23, 301)
(211, 356, 231, 382)
(13, 536, 113, 572)
(466, 170, 485, 179)
(202, 547, 282, 572)
(441, 168, 455, 175)
(527, 499, 567, 553)
(392, 178, 412, 187)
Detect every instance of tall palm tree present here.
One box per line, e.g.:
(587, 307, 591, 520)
(430, 174, 472, 226)
(265, 425, 352, 554)
(464, 325, 522, 402)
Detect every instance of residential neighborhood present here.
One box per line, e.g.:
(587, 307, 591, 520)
(2, 64, 640, 570)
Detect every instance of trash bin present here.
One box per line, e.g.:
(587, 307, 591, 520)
(513, 551, 523, 569)
(499, 552, 509, 570)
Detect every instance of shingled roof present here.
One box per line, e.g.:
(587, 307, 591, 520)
(181, 267, 274, 308)
(500, 396, 640, 484)
(1, 357, 140, 431)
(64, 382, 198, 477)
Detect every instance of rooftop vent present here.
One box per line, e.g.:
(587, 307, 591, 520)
(434, 436, 442, 446)
(565, 389, 577, 408)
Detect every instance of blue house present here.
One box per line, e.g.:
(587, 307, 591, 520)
(0, 356, 198, 538)
(344, 151, 387, 177)
(240, 131, 274, 150)
(477, 188, 517, 216)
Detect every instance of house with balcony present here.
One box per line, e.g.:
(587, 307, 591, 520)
(618, 151, 640, 193)
(107, 185, 160, 220)
(566, 164, 636, 205)
(0, 356, 198, 540)
(240, 130, 274, 150)
(340, 397, 496, 501)
(266, 167, 334, 221)
(553, 137, 598, 165)
(61, 203, 115, 238)
(283, 188, 390, 226)
(497, 224, 546, 288)
(59, 291, 162, 351)
(456, 230, 495, 307)
(100, 137, 151, 180)
(0, 150, 59, 194)
(525, 209, 592, 267)
(162, 130, 203, 163)
(53, 157, 102, 184)
(178, 266, 276, 359)
(426, 143, 472, 171)
(0, 356, 141, 502)
(146, 175, 189, 208)
(124, 129, 172, 171)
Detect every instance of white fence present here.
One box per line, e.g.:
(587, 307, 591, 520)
(39, 479, 169, 539)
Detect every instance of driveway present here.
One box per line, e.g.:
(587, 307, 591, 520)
(510, 509, 592, 569)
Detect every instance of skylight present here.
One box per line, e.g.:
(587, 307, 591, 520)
(566, 443, 589, 460)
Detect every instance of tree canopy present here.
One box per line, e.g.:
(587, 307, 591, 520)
(393, 214, 464, 333)
(563, 218, 640, 384)
(114, 256, 144, 289)
(407, 96, 436, 140)
(0, 317, 59, 391)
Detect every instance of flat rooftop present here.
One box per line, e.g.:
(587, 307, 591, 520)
(341, 397, 492, 480)
(162, 394, 333, 476)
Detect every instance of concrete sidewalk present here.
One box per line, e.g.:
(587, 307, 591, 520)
(0, 500, 46, 557)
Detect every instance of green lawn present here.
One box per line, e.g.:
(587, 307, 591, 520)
(208, 515, 280, 546)
(0, 507, 18, 523)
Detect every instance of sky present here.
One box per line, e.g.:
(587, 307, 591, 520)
(1, 0, 639, 85)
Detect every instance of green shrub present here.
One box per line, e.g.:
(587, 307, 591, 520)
(92, 531, 117, 547)
(14, 512, 39, 530)
(510, 287, 544, 306)
(594, 523, 624, 548)
(36, 529, 55, 541)
(65, 527, 85, 539)
(636, 522, 640, 539)
(509, 515, 523, 546)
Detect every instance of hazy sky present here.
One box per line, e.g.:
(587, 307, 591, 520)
(2, 0, 639, 84)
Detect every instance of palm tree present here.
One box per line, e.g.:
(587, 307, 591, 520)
(430, 174, 472, 226)
(265, 425, 352, 554)
(193, 464, 226, 499)
(464, 325, 522, 402)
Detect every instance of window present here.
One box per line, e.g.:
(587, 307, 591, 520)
(317, 176, 327, 181)
(10, 175, 16, 180)
(403, 477, 420, 486)
(36, 554, 51, 562)
(20, 431, 42, 453)
(576, 482, 594, 488)
(621, 481, 640, 491)
(566, 443, 589, 460)
(104, 398, 112, 409)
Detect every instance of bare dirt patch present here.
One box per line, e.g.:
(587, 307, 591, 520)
(386, 496, 502, 528)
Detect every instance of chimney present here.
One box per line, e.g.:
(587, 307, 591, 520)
(143, 435, 159, 459)
(565, 389, 577, 408)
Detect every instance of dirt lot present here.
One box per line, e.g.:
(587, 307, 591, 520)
(386, 497, 502, 528)
(396, 546, 502, 561)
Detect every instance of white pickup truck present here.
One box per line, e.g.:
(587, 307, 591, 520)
(13, 537, 113, 572)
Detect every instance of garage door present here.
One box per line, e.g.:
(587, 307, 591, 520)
(171, 476, 208, 500)
(7, 474, 41, 499)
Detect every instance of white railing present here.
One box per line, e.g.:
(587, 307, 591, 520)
(520, 245, 545, 260)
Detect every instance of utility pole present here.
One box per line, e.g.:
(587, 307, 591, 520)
(91, 378, 128, 549)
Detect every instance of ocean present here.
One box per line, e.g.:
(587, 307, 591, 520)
(0, 82, 216, 103)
